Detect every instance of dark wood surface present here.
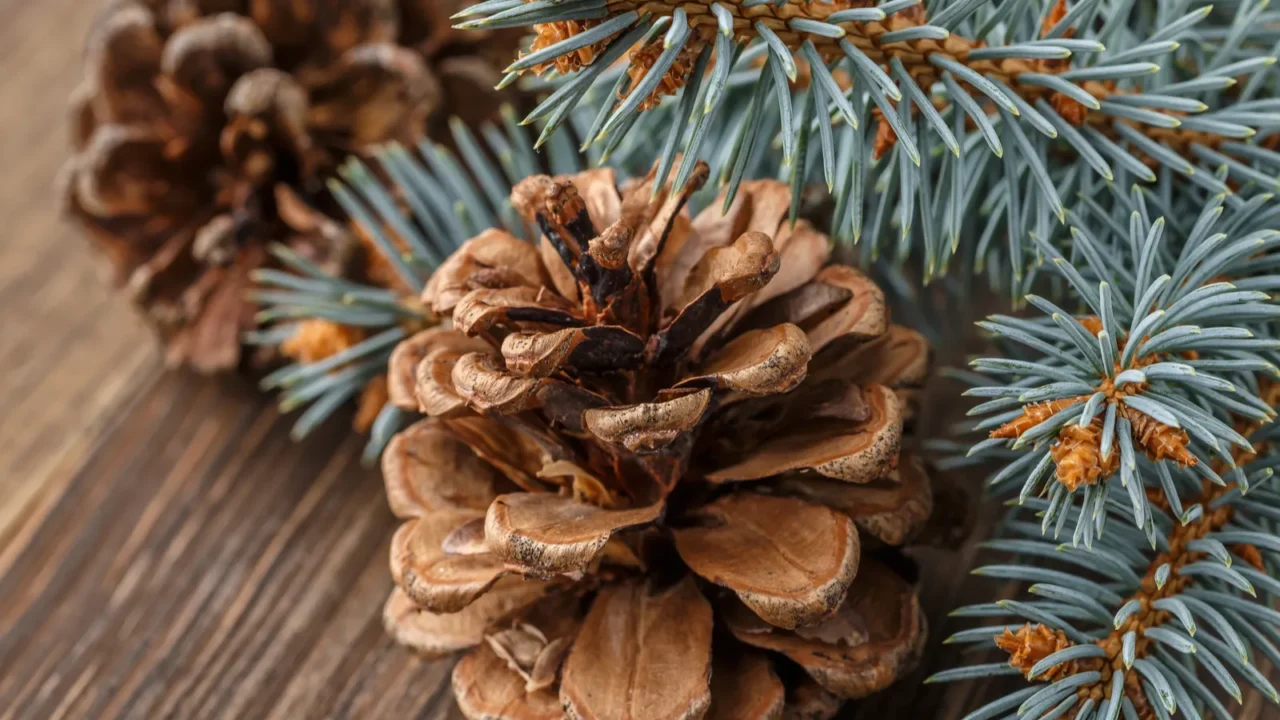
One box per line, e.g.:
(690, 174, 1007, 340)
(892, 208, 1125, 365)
(0, 0, 156, 552)
(0, 375, 463, 719)
(2, 1, 1277, 718)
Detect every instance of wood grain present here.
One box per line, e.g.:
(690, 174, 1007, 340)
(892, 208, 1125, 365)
(0, 374, 463, 720)
(0, 0, 158, 548)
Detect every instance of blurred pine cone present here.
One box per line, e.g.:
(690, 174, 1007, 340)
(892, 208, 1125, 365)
(61, 0, 516, 372)
(379, 166, 937, 719)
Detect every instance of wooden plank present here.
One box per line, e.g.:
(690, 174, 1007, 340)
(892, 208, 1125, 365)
(0, 0, 158, 546)
(0, 373, 462, 720)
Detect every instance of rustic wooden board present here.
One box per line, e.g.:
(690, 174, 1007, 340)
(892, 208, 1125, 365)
(0, 0, 158, 547)
(0, 373, 466, 720)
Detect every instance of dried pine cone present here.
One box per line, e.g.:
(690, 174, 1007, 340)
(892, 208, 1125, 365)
(380, 166, 937, 718)
(61, 0, 516, 372)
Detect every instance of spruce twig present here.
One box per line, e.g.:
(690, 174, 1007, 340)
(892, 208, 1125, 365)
(460, 0, 1280, 286)
(931, 182, 1280, 717)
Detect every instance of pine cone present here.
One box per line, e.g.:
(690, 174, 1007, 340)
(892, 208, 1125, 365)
(61, 0, 515, 372)
(380, 166, 937, 718)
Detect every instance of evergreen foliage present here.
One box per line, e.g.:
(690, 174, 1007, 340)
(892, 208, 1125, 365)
(931, 190, 1280, 717)
(459, 0, 1279, 286)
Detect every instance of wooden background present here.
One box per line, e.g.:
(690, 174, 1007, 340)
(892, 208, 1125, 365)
(1, 1, 1276, 718)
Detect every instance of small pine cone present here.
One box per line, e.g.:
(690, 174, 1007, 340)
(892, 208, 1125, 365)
(379, 169, 941, 719)
(1050, 421, 1118, 491)
(1232, 543, 1267, 571)
(1258, 375, 1280, 408)
(1124, 673, 1159, 720)
(990, 396, 1086, 440)
(995, 624, 1085, 682)
(1145, 486, 1171, 511)
(1077, 315, 1104, 336)
(524, 19, 606, 76)
(62, 0, 518, 372)
(1123, 406, 1196, 468)
(1050, 92, 1089, 125)
(624, 32, 707, 111)
(871, 116, 898, 161)
(1041, 0, 1069, 36)
(280, 319, 364, 365)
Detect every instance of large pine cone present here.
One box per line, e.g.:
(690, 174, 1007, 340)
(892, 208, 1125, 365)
(61, 0, 514, 372)
(380, 167, 936, 719)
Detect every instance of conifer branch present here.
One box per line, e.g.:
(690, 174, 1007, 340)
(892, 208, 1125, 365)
(459, 0, 1280, 285)
(933, 175, 1280, 717)
(937, 431, 1280, 718)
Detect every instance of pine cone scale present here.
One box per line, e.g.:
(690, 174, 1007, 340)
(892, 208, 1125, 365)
(559, 576, 714, 720)
(381, 418, 502, 515)
(725, 560, 928, 699)
(706, 650, 786, 720)
(770, 452, 935, 546)
(682, 323, 813, 397)
(391, 511, 520, 614)
(672, 493, 861, 630)
(706, 384, 904, 484)
(484, 493, 664, 577)
(382, 588, 500, 658)
(452, 632, 564, 720)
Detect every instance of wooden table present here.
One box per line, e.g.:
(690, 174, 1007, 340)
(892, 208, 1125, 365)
(3, 2, 1276, 718)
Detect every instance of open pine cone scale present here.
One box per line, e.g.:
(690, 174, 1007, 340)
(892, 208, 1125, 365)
(381, 167, 935, 719)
